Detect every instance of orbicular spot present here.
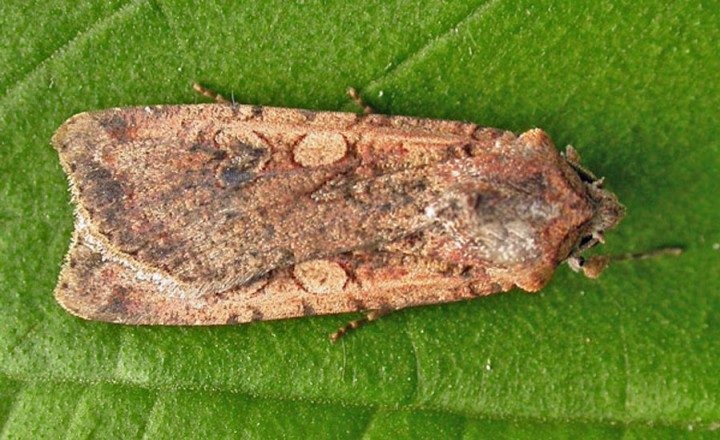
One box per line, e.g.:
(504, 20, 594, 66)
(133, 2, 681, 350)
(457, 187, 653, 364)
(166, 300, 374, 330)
(293, 259, 348, 294)
(293, 132, 348, 167)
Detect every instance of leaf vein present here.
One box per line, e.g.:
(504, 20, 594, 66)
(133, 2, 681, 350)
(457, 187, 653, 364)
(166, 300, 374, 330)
(0, 380, 26, 439)
(138, 392, 161, 440)
(1, 370, 715, 431)
(64, 385, 91, 437)
(5, 321, 48, 355)
(362, 0, 505, 91)
(401, 325, 421, 405)
(0, 0, 142, 105)
(359, 407, 380, 440)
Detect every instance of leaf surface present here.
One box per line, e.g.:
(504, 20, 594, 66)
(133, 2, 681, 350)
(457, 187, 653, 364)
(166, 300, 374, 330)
(1, 0, 718, 438)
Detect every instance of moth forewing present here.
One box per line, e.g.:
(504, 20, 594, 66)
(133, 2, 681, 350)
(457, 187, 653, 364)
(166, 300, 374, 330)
(53, 102, 624, 326)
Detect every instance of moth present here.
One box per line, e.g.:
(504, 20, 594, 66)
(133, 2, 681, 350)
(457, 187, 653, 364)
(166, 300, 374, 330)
(53, 84, 631, 339)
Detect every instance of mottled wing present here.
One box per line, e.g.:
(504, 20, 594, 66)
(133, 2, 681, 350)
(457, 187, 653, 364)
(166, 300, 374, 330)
(54, 104, 596, 324)
(55, 229, 500, 325)
(53, 105, 513, 296)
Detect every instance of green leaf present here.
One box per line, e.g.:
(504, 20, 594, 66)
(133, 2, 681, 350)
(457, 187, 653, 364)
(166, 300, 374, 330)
(1, 0, 718, 438)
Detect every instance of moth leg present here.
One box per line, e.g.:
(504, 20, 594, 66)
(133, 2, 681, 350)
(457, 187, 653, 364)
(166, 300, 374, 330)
(346, 87, 375, 114)
(568, 247, 683, 279)
(193, 82, 232, 104)
(330, 309, 393, 343)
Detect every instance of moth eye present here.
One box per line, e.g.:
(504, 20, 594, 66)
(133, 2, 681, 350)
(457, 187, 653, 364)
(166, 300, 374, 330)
(579, 235, 596, 249)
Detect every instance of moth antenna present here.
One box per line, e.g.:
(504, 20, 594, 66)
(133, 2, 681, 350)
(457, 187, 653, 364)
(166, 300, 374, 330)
(330, 309, 392, 342)
(610, 246, 683, 262)
(193, 82, 231, 105)
(346, 87, 375, 114)
(569, 246, 683, 279)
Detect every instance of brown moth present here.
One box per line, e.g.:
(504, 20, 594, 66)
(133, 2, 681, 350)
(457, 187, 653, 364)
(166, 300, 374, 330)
(53, 86, 627, 336)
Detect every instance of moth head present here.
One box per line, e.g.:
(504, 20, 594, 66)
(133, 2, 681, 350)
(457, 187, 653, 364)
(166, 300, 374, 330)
(566, 175, 626, 278)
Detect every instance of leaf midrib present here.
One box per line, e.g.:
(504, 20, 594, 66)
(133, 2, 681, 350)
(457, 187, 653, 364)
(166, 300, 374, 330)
(1, 371, 716, 431)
